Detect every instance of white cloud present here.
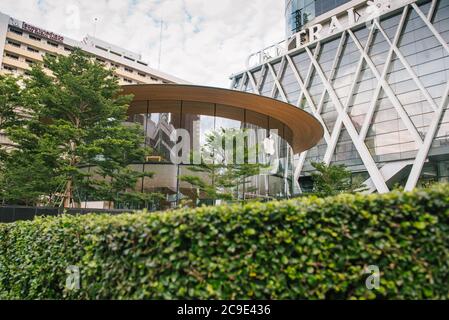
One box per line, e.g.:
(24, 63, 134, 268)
(0, 0, 284, 87)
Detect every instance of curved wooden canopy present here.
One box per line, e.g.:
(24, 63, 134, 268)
(121, 84, 323, 154)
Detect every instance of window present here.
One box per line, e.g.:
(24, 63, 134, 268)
(150, 77, 158, 81)
(315, 0, 351, 17)
(124, 56, 135, 62)
(27, 46, 39, 53)
(47, 41, 58, 48)
(64, 46, 73, 52)
(29, 34, 41, 42)
(137, 61, 148, 66)
(138, 72, 146, 77)
(25, 59, 34, 65)
(123, 78, 133, 83)
(3, 65, 17, 72)
(46, 53, 57, 59)
(111, 63, 120, 69)
(124, 67, 134, 73)
(5, 52, 19, 60)
(95, 45, 108, 52)
(96, 58, 106, 64)
(7, 39, 21, 48)
(9, 27, 22, 35)
(111, 51, 122, 57)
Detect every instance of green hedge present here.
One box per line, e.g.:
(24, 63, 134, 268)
(1, 185, 449, 299)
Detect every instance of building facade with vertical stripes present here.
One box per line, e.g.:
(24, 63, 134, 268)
(231, 0, 449, 193)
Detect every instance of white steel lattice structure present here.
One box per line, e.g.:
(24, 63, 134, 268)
(230, 0, 449, 193)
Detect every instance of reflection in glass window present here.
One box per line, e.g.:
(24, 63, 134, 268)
(124, 101, 297, 208)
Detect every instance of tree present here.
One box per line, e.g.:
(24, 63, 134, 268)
(181, 128, 268, 206)
(0, 75, 22, 130)
(310, 162, 367, 197)
(0, 49, 156, 208)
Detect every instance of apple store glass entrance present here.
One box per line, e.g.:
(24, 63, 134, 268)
(80, 84, 323, 211)
(116, 100, 296, 210)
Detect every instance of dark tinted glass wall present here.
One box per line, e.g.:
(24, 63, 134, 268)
(315, 0, 352, 17)
(285, 0, 352, 36)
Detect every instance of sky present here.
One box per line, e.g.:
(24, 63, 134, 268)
(0, 0, 285, 88)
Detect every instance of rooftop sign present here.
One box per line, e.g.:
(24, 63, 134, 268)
(22, 22, 64, 42)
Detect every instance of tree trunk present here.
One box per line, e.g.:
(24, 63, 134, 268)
(63, 135, 78, 208)
(63, 178, 73, 208)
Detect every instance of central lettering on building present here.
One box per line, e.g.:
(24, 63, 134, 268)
(246, 0, 392, 68)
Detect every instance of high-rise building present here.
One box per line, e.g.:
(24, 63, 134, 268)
(285, 0, 352, 36)
(0, 11, 187, 147)
(231, 0, 449, 193)
(0, 11, 185, 85)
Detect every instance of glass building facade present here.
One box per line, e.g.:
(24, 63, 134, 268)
(83, 97, 303, 210)
(234, 0, 449, 193)
(285, 0, 352, 36)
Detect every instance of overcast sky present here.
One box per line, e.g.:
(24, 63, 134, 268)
(0, 0, 285, 87)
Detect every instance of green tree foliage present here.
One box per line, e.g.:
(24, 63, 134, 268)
(1, 185, 449, 299)
(0, 50, 157, 208)
(311, 162, 367, 197)
(181, 128, 268, 205)
(0, 75, 21, 131)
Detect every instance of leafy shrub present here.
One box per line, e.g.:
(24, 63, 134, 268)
(1, 185, 449, 299)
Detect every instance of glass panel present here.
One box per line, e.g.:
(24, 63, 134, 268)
(368, 28, 390, 74)
(291, 51, 311, 80)
(143, 163, 178, 210)
(182, 101, 215, 148)
(260, 67, 274, 97)
(178, 164, 213, 206)
(280, 62, 301, 104)
(268, 176, 286, 198)
(318, 37, 341, 78)
(215, 104, 244, 131)
(306, 68, 324, 105)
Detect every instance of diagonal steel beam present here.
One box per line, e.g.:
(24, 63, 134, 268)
(403, 0, 449, 191)
(267, 61, 288, 102)
(428, 0, 438, 21)
(412, 2, 449, 55)
(286, 54, 331, 143)
(294, 34, 347, 184)
(314, 32, 348, 116)
(359, 6, 410, 141)
(270, 57, 287, 99)
(294, 33, 347, 182)
(305, 46, 390, 193)
(374, 17, 438, 112)
(323, 26, 377, 164)
(238, 72, 247, 92)
(296, 43, 321, 109)
(292, 45, 324, 182)
(405, 82, 449, 190)
(257, 65, 267, 93)
(247, 71, 260, 95)
(347, 29, 424, 146)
